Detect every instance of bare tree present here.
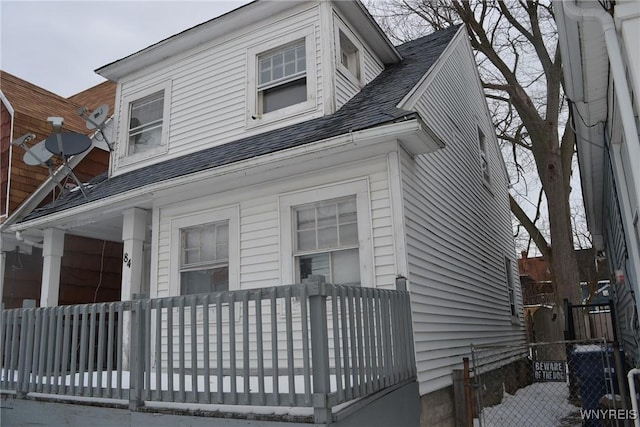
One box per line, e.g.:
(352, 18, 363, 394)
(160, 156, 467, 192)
(368, 0, 581, 305)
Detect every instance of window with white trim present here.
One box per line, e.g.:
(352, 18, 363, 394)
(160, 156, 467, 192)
(120, 81, 171, 161)
(180, 221, 229, 295)
(247, 28, 315, 126)
(294, 197, 360, 284)
(478, 127, 491, 185)
(279, 180, 373, 287)
(339, 30, 360, 80)
(128, 91, 164, 154)
(258, 40, 307, 114)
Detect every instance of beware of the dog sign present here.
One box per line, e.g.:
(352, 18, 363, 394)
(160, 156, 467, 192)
(533, 360, 566, 382)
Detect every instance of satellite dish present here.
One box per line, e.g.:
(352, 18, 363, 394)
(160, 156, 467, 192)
(23, 140, 54, 166)
(45, 132, 92, 157)
(85, 104, 109, 130)
(10, 133, 36, 146)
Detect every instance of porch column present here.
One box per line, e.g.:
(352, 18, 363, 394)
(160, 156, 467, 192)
(121, 208, 149, 370)
(41, 228, 65, 307)
(121, 208, 149, 301)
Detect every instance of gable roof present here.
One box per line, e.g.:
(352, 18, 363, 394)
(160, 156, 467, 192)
(21, 25, 460, 223)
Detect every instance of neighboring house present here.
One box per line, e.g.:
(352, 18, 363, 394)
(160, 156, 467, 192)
(555, 1, 640, 364)
(519, 249, 610, 306)
(0, 71, 119, 307)
(519, 249, 611, 344)
(0, 2, 524, 426)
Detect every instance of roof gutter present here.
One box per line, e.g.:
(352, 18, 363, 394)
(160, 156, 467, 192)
(10, 118, 440, 232)
(561, 1, 640, 212)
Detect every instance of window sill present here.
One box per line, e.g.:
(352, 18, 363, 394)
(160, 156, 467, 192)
(118, 144, 169, 168)
(337, 64, 364, 89)
(246, 99, 317, 130)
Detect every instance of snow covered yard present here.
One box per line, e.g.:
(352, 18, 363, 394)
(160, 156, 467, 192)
(478, 382, 582, 427)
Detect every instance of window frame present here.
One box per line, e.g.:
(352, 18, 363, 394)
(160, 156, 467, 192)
(246, 27, 316, 127)
(180, 220, 230, 295)
(478, 126, 491, 187)
(169, 205, 239, 296)
(118, 81, 172, 165)
(279, 179, 373, 287)
(505, 256, 519, 323)
(293, 196, 360, 285)
(334, 19, 364, 87)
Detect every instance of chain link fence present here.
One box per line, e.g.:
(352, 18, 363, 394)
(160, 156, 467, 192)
(469, 340, 631, 427)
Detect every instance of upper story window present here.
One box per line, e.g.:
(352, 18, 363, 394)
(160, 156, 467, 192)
(247, 27, 316, 127)
(258, 40, 307, 114)
(339, 30, 360, 80)
(128, 90, 164, 154)
(478, 126, 491, 186)
(119, 80, 171, 163)
(180, 221, 229, 295)
(294, 197, 360, 284)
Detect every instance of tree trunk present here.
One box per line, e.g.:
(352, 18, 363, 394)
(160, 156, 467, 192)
(539, 144, 581, 306)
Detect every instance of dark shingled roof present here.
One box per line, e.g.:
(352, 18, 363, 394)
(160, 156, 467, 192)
(22, 25, 459, 222)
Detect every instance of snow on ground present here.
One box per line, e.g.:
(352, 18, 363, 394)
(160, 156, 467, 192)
(479, 382, 582, 427)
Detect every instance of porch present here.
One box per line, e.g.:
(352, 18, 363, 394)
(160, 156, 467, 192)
(0, 283, 417, 425)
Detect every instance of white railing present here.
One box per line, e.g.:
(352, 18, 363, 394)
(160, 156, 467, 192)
(0, 282, 416, 423)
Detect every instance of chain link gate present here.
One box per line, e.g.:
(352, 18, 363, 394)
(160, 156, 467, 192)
(469, 339, 630, 427)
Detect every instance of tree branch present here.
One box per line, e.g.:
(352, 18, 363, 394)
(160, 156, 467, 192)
(510, 194, 551, 260)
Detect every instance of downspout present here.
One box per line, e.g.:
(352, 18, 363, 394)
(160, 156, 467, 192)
(562, 1, 640, 223)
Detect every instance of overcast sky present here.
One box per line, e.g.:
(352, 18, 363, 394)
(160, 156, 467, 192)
(1, 1, 251, 97)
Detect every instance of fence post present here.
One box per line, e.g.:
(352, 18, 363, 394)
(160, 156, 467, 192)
(309, 280, 332, 424)
(564, 299, 575, 340)
(129, 294, 146, 410)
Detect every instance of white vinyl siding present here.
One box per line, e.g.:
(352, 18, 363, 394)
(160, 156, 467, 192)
(399, 37, 524, 395)
(152, 156, 394, 369)
(603, 152, 638, 363)
(112, 4, 323, 176)
(154, 156, 394, 296)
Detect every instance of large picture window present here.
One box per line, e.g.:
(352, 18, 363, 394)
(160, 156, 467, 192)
(294, 197, 360, 284)
(180, 221, 229, 295)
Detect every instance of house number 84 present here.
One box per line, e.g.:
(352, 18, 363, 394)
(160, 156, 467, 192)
(123, 253, 132, 268)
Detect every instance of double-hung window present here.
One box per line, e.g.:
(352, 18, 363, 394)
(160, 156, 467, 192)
(180, 221, 229, 295)
(258, 40, 307, 114)
(294, 197, 360, 285)
(128, 90, 164, 154)
(119, 81, 171, 162)
(247, 28, 315, 126)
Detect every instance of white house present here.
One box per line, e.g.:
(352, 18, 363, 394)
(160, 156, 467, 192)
(556, 0, 640, 365)
(1, 1, 524, 426)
